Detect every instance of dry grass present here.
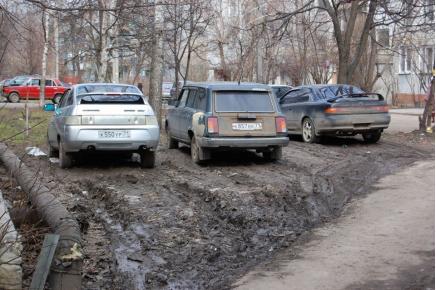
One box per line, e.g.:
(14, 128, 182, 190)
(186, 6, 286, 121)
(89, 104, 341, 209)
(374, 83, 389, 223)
(0, 107, 51, 150)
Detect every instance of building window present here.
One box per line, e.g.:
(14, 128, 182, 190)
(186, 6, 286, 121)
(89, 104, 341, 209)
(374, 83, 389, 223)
(419, 46, 434, 73)
(425, 0, 435, 21)
(377, 29, 390, 47)
(399, 46, 413, 73)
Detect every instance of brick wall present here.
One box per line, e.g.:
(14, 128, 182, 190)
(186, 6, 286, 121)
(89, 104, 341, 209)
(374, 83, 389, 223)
(392, 93, 426, 108)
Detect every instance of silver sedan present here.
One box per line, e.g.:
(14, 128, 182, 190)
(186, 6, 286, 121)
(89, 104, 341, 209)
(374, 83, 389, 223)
(44, 83, 160, 168)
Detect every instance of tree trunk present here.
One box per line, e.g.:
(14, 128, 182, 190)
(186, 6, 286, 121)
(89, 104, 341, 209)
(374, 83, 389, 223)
(419, 77, 435, 131)
(149, 2, 164, 128)
(40, 10, 49, 107)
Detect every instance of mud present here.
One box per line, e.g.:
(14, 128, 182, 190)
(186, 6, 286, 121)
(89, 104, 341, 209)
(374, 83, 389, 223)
(1, 132, 434, 289)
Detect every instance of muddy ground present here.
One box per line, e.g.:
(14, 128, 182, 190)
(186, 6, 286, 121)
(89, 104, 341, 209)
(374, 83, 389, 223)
(0, 131, 434, 290)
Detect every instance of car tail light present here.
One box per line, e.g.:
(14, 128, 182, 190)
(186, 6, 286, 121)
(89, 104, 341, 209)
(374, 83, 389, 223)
(325, 106, 389, 114)
(145, 116, 158, 126)
(324, 107, 342, 114)
(275, 116, 287, 133)
(374, 105, 389, 112)
(207, 116, 219, 134)
(65, 116, 82, 125)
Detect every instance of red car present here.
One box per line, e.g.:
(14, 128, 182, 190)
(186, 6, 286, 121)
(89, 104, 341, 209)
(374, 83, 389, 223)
(3, 77, 69, 103)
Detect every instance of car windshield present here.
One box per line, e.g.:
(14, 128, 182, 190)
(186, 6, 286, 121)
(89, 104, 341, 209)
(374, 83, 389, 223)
(77, 84, 141, 95)
(79, 94, 144, 104)
(215, 90, 274, 112)
(321, 85, 365, 99)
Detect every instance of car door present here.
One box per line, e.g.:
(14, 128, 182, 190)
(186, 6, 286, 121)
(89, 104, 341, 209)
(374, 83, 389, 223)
(280, 88, 314, 131)
(28, 79, 41, 99)
(54, 90, 74, 140)
(179, 88, 198, 142)
(45, 79, 55, 99)
(170, 89, 189, 139)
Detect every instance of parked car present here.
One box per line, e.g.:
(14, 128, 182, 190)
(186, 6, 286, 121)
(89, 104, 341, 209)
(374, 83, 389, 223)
(3, 77, 69, 103)
(278, 84, 390, 143)
(165, 82, 289, 164)
(269, 84, 293, 99)
(162, 82, 173, 100)
(43, 83, 160, 169)
(0, 79, 10, 100)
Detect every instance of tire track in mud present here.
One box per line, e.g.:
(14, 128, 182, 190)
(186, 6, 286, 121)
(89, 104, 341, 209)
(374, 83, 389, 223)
(61, 138, 430, 289)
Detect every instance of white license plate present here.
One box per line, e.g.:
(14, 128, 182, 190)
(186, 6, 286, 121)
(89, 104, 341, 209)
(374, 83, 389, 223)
(232, 123, 263, 130)
(98, 130, 130, 138)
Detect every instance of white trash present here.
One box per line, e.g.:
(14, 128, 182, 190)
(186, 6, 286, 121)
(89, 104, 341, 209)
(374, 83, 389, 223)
(25, 147, 46, 157)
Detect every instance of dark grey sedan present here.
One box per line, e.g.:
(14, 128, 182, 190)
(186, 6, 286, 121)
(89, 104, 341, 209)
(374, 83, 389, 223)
(279, 84, 390, 143)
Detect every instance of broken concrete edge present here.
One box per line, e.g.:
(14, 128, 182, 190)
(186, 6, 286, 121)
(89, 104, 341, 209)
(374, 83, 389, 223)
(0, 143, 82, 290)
(0, 189, 22, 290)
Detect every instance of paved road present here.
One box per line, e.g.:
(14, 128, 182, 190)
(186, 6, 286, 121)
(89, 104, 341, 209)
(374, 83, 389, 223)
(235, 160, 435, 290)
(385, 114, 420, 134)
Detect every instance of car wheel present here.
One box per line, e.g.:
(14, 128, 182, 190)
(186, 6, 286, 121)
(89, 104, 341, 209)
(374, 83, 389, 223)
(263, 147, 283, 161)
(362, 130, 382, 143)
(302, 118, 319, 143)
(140, 150, 155, 168)
(191, 136, 209, 164)
(47, 136, 58, 158)
(59, 140, 73, 169)
(8, 92, 20, 103)
(167, 132, 178, 149)
(53, 94, 62, 104)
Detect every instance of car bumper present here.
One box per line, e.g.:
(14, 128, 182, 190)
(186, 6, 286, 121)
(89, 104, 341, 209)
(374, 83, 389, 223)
(62, 125, 160, 152)
(196, 136, 289, 148)
(315, 113, 390, 134)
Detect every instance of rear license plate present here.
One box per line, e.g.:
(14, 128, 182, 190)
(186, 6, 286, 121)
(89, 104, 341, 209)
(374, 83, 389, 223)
(232, 123, 262, 130)
(98, 130, 130, 138)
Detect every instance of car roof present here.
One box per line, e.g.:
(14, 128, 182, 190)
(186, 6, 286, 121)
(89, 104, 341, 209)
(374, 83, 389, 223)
(183, 81, 271, 91)
(269, 84, 292, 88)
(293, 84, 358, 89)
(73, 83, 143, 95)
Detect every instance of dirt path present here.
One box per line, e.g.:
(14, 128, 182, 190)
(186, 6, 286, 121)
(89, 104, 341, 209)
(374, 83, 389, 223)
(234, 160, 435, 290)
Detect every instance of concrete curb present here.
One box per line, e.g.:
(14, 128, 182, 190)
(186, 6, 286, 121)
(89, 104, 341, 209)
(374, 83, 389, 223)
(0, 143, 82, 290)
(0, 190, 22, 290)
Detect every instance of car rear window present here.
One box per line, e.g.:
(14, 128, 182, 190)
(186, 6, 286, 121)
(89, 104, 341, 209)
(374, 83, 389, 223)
(214, 91, 274, 112)
(77, 84, 141, 95)
(321, 85, 365, 99)
(79, 94, 144, 104)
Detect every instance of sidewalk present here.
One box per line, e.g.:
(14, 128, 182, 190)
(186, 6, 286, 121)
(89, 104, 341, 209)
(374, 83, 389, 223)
(234, 161, 435, 290)
(389, 108, 424, 116)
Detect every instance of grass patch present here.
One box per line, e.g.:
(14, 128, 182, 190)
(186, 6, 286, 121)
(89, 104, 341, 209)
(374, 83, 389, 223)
(0, 107, 51, 149)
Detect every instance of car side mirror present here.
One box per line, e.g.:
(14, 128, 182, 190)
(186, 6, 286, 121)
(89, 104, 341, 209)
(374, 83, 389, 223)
(43, 103, 56, 112)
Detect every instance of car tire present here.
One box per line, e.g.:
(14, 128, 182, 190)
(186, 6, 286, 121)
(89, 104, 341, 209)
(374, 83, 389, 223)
(8, 92, 20, 103)
(140, 150, 155, 168)
(167, 133, 178, 149)
(59, 140, 73, 169)
(263, 147, 283, 161)
(47, 137, 58, 158)
(302, 118, 320, 143)
(53, 94, 62, 104)
(362, 130, 382, 143)
(191, 136, 209, 164)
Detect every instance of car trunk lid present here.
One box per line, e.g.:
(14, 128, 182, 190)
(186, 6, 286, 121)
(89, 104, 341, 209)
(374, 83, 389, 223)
(213, 90, 278, 137)
(326, 93, 388, 114)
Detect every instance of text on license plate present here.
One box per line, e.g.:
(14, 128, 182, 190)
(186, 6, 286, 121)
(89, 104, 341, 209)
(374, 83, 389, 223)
(98, 130, 130, 138)
(232, 123, 262, 130)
